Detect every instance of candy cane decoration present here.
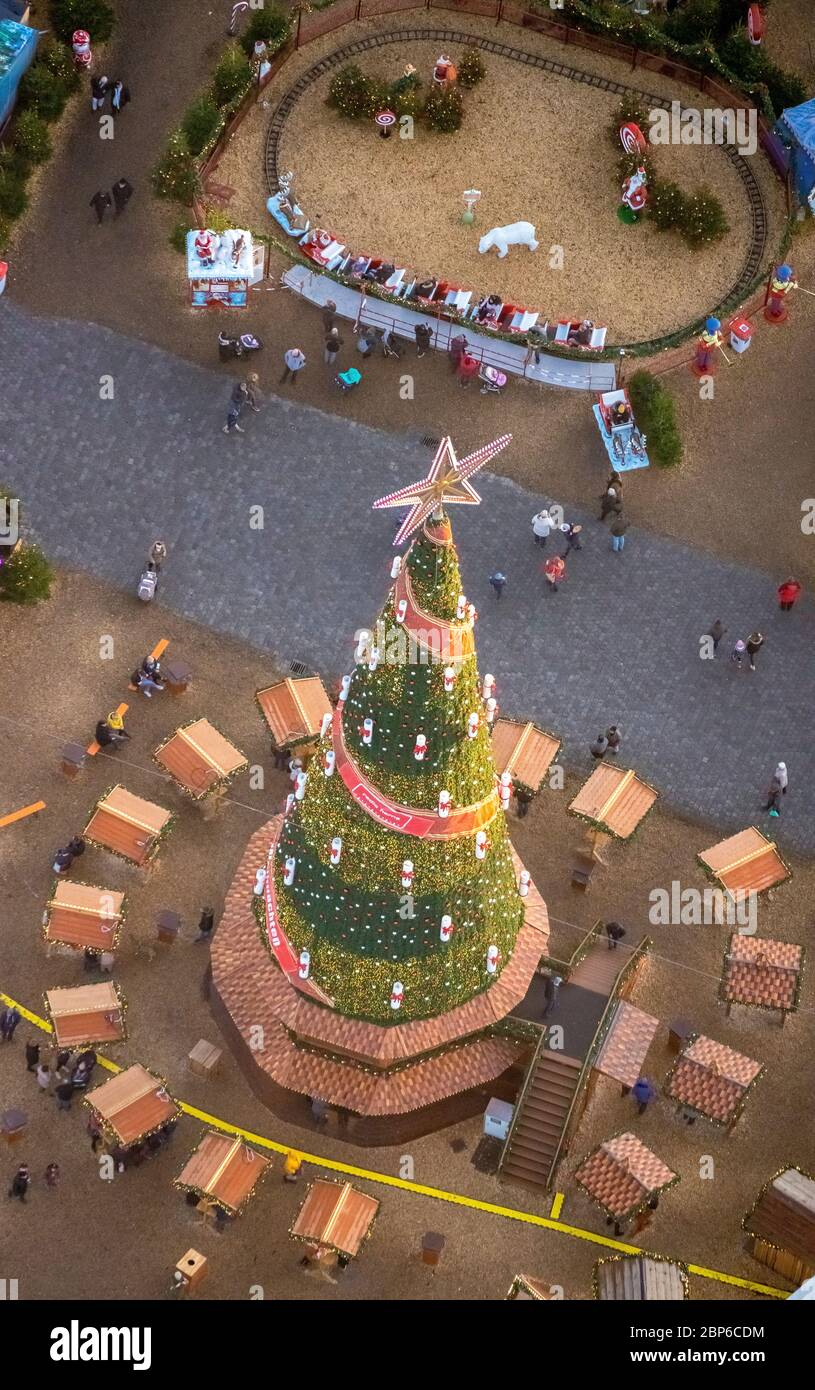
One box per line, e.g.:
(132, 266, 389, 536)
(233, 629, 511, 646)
(438, 788, 451, 818)
(227, 1, 250, 36)
(283, 857, 296, 886)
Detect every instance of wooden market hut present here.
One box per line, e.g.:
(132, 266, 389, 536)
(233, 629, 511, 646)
(174, 1132, 270, 1215)
(720, 935, 804, 1022)
(569, 765, 658, 839)
(491, 718, 561, 794)
(665, 1035, 763, 1130)
(744, 1168, 815, 1286)
(154, 719, 247, 799)
(575, 1133, 677, 1233)
(45, 983, 126, 1049)
(594, 1255, 688, 1301)
(698, 827, 789, 899)
(290, 1180, 379, 1260)
(256, 676, 332, 753)
(594, 1001, 660, 1092)
(86, 1064, 180, 1148)
(84, 786, 172, 867)
(505, 1274, 559, 1301)
(43, 881, 125, 953)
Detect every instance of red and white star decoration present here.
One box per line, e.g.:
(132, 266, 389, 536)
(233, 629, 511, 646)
(373, 433, 512, 547)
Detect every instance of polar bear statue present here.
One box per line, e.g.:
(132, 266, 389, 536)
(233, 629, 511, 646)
(478, 221, 539, 259)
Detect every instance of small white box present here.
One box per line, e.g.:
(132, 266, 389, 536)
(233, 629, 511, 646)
(484, 1097, 514, 1141)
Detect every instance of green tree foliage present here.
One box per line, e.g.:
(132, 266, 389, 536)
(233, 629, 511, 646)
(664, 0, 720, 45)
(0, 542, 55, 604)
(423, 85, 464, 134)
(14, 111, 52, 166)
(681, 186, 730, 247)
(181, 96, 222, 156)
(240, 7, 291, 57)
(211, 43, 252, 107)
(457, 49, 486, 89)
(629, 370, 683, 469)
(152, 130, 199, 204)
(49, 0, 115, 45)
(39, 40, 81, 94)
(0, 171, 28, 220)
(17, 65, 68, 123)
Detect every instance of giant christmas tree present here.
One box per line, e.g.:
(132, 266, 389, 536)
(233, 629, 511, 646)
(213, 436, 549, 1133)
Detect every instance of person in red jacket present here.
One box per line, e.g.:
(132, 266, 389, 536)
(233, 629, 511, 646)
(777, 578, 802, 612)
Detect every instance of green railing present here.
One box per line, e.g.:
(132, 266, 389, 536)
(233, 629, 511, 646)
(539, 918, 603, 981)
(543, 935, 652, 1189)
(497, 1027, 550, 1176)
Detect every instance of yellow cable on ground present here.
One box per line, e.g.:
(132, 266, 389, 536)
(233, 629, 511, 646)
(1, 990, 787, 1299)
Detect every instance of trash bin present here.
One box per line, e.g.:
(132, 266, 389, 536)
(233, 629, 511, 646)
(61, 742, 87, 779)
(421, 1231, 445, 1267)
(163, 660, 191, 697)
(729, 317, 753, 353)
(156, 909, 181, 944)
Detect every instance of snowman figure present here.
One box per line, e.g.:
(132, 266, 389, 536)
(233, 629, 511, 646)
(486, 944, 500, 974)
(401, 859, 414, 889)
(414, 734, 427, 762)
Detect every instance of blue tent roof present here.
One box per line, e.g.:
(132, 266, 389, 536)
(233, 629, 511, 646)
(0, 17, 37, 126)
(778, 97, 815, 159)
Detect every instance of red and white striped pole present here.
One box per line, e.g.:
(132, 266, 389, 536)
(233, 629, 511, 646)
(227, 1, 249, 36)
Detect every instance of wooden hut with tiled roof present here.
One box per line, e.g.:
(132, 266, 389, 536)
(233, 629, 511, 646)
(491, 718, 560, 795)
(594, 1254, 688, 1301)
(575, 1133, 677, 1233)
(175, 1132, 270, 1215)
(85, 1064, 179, 1149)
(665, 1035, 763, 1130)
(44, 983, 125, 1049)
(43, 881, 125, 953)
(154, 719, 247, 799)
(721, 934, 803, 1022)
(744, 1168, 815, 1286)
(84, 786, 172, 867)
(256, 676, 332, 753)
(698, 827, 789, 899)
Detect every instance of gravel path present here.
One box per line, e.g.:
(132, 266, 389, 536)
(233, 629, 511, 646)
(2, 299, 813, 852)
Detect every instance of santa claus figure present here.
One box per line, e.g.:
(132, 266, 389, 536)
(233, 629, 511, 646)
(194, 229, 218, 266)
(72, 30, 92, 69)
(621, 167, 648, 216)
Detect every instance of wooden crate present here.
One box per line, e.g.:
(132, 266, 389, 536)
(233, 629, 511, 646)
(188, 1040, 222, 1079)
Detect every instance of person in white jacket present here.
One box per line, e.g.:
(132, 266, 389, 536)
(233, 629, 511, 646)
(532, 508, 554, 548)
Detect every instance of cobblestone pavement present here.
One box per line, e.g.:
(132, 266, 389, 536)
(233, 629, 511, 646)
(2, 301, 813, 851)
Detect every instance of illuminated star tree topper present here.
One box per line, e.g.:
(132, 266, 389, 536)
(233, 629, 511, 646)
(373, 433, 512, 546)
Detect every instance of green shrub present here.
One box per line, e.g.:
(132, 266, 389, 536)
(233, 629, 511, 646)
(39, 41, 81, 94)
(0, 541, 55, 604)
(423, 86, 464, 134)
(0, 145, 32, 182)
(664, 0, 719, 44)
(14, 111, 52, 166)
(0, 214, 12, 254)
(457, 49, 486, 89)
(328, 65, 372, 119)
(718, 30, 766, 85)
(152, 130, 199, 204)
(17, 65, 68, 122)
(681, 186, 729, 247)
(211, 43, 252, 107)
(0, 172, 28, 220)
(240, 8, 290, 57)
(647, 179, 687, 232)
(389, 84, 423, 120)
(169, 220, 191, 254)
(49, 0, 115, 44)
(629, 370, 683, 469)
(181, 96, 222, 156)
(762, 64, 806, 119)
(617, 151, 653, 185)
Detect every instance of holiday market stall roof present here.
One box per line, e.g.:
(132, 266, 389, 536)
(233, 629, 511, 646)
(154, 718, 247, 799)
(290, 1180, 379, 1258)
(256, 675, 332, 748)
(0, 17, 37, 128)
(491, 718, 561, 793)
(721, 935, 803, 1014)
(569, 765, 657, 838)
(86, 1064, 179, 1147)
(575, 1133, 677, 1221)
(744, 1169, 815, 1268)
(594, 1001, 659, 1089)
(174, 1132, 270, 1214)
(505, 1275, 559, 1300)
(698, 827, 789, 898)
(84, 785, 172, 866)
(44, 881, 125, 952)
(594, 1255, 688, 1301)
(665, 1035, 763, 1126)
(777, 98, 815, 204)
(44, 983, 125, 1049)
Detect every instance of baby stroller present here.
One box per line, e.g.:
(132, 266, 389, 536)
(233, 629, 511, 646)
(137, 561, 159, 602)
(479, 364, 507, 396)
(336, 368, 361, 393)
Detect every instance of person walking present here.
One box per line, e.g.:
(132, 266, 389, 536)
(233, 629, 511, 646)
(610, 516, 628, 552)
(90, 74, 109, 111)
(488, 571, 507, 601)
(381, 328, 403, 359)
(515, 785, 533, 819)
(89, 190, 112, 225)
(777, 578, 802, 612)
(25, 1039, 40, 1073)
(149, 540, 168, 571)
(631, 1076, 657, 1116)
(730, 639, 747, 670)
(560, 521, 583, 555)
(598, 486, 622, 522)
(542, 554, 566, 593)
(746, 631, 765, 672)
(283, 1150, 303, 1183)
(36, 1063, 51, 1095)
(222, 374, 260, 434)
(604, 921, 626, 951)
(111, 178, 134, 216)
(414, 323, 432, 358)
(448, 333, 468, 373)
(55, 1079, 74, 1113)
(321, 300, 337, 334)
(87, 1114, 104, 1154)
(531, 508, 554, 548)
(707, 619, 726, 654)
(2, 1005, 21, 1042)
(323, 327, 343, 365)
(280, 347, 306, 385)
(542, 973, 562, 1018)
(44, 1163, 60, 1190)
(8, 1164, 30, 1202)
(590, 732, 609, 760)
(605, 725, 622, 755)
(194, 907, 215, 944)
(762, 762, 788, 817)
(110, 80, 130, 115)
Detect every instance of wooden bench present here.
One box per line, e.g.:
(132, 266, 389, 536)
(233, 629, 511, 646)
(128, 638, 170, 691)
(86, 702, 129, 758)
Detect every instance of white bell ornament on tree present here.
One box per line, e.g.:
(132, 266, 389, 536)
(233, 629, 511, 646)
(390, 555, 402, 579)
(395, 598, 408, 624)
(485, 697, 498, 725)
(283, 857, 296, 885)
(338, 674, 352, 705)
(354, 629, 371, 661)
(320, 711, 332, 737)
(482, 672, 495, 698)
(475, 830, 488, 860)
(438, 789, 451, 818)
(414, 733, 427, 761)
(253, 868, 267, 896)
(295, 772, 307, 801)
